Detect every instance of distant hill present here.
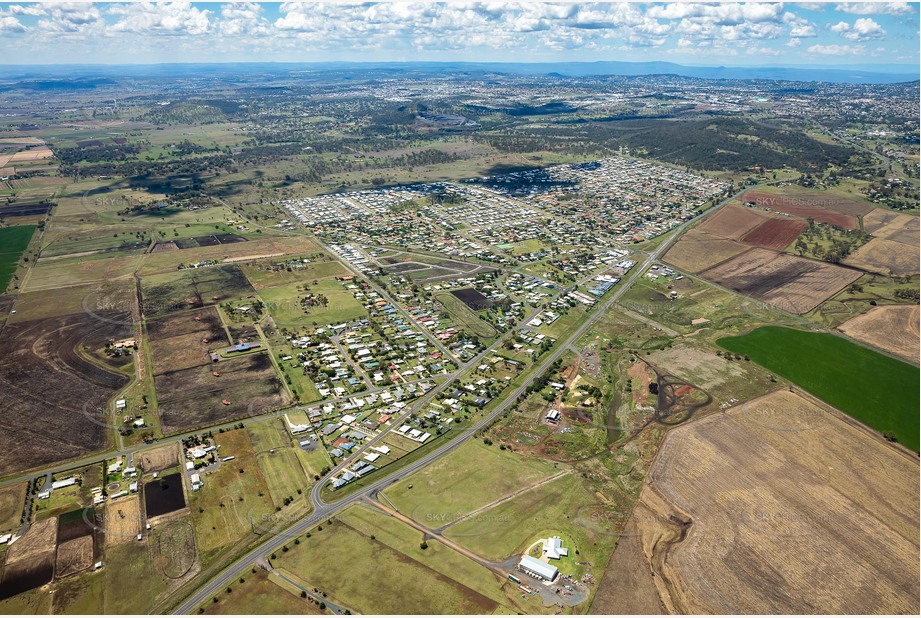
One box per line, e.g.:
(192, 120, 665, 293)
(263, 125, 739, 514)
(0, 61, 916, 85)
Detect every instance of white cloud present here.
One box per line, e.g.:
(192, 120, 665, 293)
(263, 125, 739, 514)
(0, 15, 27, 33)
(109, 2, 212, 36)
(807, 43, 866, 54)
(8, 5, 46, 17)
(835, 3, 914, 15)
(831, 17, 887, 40)
(219, 2, 270, 37)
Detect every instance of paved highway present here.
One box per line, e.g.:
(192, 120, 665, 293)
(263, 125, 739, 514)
(170, 192, 733, 614)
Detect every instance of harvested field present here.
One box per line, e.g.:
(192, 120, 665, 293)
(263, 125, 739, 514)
(606, 390, 919, 614)
(0, 312, 131, 475)
(741, 218, 807, 250)
(696, 204, 772, 240)
(741, 189, 859, 228)
(103, 496, 141, 546)
(862, 209, 918, 236)
(136, 444, 179, 474)
(842, 210, 919, 275)
(54, 536, 94, 578)
(662, 229, 749, 273)
(700, 247, 861, 314)
(155, 352, 288, 434)
(838, 305, 920, 362)
(845, 238, 919, 276)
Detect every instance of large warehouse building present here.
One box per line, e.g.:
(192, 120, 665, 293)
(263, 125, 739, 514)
(518, 555, 559, 582)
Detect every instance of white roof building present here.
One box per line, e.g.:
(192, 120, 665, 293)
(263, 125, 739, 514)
(519, 555, 558, 582)
(544, 536, 569, 560)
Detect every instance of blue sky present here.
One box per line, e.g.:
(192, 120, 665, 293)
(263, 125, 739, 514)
(0, 2, 917, 67)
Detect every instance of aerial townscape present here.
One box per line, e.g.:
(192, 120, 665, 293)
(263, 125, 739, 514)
(0, 1, 918, 616)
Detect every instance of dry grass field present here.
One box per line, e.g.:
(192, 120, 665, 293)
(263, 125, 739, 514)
(0, 482, 27, 533)
(103, 496, 141, 546)
(136, 444, 180, 474)
(838, 305, 920, 362)
(596, 390, 920, 614)
(700, 247, 861, 314)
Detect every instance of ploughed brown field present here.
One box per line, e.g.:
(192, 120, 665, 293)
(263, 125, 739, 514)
(0, 311, 131, 475)
(593, 390, 920, 614)
(740, 189, 868, 228)
(699, 247, 861, 314)
(740, 217, 807, 251)
(838, 304, 921, 362)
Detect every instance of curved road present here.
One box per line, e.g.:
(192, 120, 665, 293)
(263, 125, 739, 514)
(172, 191, 737, 614)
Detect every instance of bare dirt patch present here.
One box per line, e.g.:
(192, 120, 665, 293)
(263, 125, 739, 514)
(646, 347, 746, 392)
(838, 305, 920, 362)
(700, 247, 862, 314)
(54, 535, 93, 578)
(604, 390, 919, 613)
(103, 496, 141, 546)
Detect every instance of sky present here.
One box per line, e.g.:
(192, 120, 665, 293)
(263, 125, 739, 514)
(0, 1, 918, 67)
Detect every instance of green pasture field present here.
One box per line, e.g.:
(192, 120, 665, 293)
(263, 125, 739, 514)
(435, 291, 497, 339)
(272, 343, 321, 403)
(240, 255, 345, 290)
(0, 225, 35, 292)
(51, 568, 105, 614)
(272, 511, 503, 614)
(383, 440, 559, 524)
(0, 587, 51, 614)
(340, 506, 536, 614)
(718, 326, 920, 451)
(445, 474, 613, 583)
(247, 419, 312, 508)
(188, 429, 275, 562)
(204, 569, 323, 615)
(259, 279, 365, 328)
